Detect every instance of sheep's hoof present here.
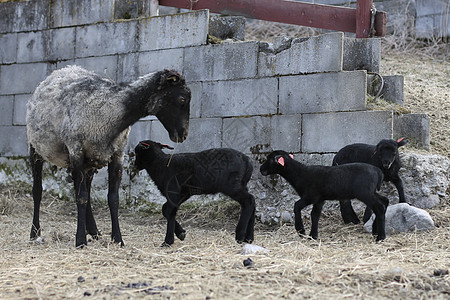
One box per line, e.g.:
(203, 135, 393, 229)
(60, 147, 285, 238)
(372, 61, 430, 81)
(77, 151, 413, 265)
(376, 236, 385, 243)
(296, 230, 306, 237)
(161, 241, 172, 247)
(176, 231, 186, 241)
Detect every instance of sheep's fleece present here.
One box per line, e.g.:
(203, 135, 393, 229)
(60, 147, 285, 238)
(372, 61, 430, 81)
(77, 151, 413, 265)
(27, 65, 134, 168)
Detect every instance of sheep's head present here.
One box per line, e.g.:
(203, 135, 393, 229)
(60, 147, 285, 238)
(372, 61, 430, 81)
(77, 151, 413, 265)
(134, 140, 174, 170)
(260, 150, 294, 176)
(375, 138, 408, 169)
(155, 70, 191, 143)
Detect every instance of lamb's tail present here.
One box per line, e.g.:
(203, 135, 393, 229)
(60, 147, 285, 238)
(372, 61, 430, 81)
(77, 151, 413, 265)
(242, 155, 253, 185)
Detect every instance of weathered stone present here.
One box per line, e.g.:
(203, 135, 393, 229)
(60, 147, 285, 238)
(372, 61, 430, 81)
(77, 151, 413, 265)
(364, 203, 435, 234)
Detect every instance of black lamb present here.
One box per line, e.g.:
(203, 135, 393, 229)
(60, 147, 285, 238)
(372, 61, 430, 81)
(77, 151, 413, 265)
(134, 140, 256, 246)
(260, 151, 388, 242)
(333, 138, 408, 224)
(27, 65, 191, 247)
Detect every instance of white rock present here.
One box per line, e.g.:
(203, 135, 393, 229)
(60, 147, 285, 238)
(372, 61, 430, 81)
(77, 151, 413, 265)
(241, 243, 270, 255)
(364, 203, 435, 234)
(280, 211, 292, 223)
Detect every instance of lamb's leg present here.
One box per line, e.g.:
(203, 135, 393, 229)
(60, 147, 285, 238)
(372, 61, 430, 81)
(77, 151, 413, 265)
(244, 197, 256, 243)
(71, 156, 89, 247)
(30, 145, 44, 240)
(294, 198, 309, 236)
(162, 202, 179, 246)
(85, 169, 100, 239)
(310, 201, 324, 240)
(108, 156, 124, 246)
(371, 200, 386, 242)
(339, 199, 360, 224)
(229, 191, 255, 243)
(391, 177, 406, 203)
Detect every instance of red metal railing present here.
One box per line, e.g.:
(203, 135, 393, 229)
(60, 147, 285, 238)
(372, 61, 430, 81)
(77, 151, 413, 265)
(158, 0, 386, 38)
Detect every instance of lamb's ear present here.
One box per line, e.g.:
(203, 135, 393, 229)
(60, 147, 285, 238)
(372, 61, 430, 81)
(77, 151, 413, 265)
(397, 137, 408, 147)
(139, 141, 151, 149)
(289, 154, 294, 159)
(275, 155, 285, 167)
(160, 144, 174, 150)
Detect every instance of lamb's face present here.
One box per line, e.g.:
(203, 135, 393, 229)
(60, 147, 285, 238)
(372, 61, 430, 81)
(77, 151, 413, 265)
(134, 141, 156, 170)
(376, 140, 399, 169)
(156, 71, 191, 143)
(260, 151, 289, 176)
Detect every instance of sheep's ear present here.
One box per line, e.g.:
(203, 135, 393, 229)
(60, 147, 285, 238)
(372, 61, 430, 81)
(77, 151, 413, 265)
(275, 155, 285, 167)
(161, 144, 174, 150)
(166, 73, 181, 85)
(397, 137, 408, 147)
(139, 142, 151, 149)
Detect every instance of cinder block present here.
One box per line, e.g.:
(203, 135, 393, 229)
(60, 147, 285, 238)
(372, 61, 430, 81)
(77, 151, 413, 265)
(150, 117, 222, 153)
(302, 110, 393, 153)
(279, 71, 367, 114)
(416, 0, 446, 17)
(223, 116, 271, 154)
(270, 114, 302, 153)
(415, 16, 436, 39)
(76, 20, 137, 58)
(258, 32, 344, 76)
(0, 96, 14, 125)
(394, 113, 430, 150)
(367, 74, 404, 104)
(51, 0, 114, 27)
(114, 0, 158, 19)
(294, 153, 335, 166)
(343, 37, 380, 73)
(184, 41, 258, 82)
(137, 48, 184, 76)
(139, 10, 208, 52)
(17, 31, 47, 63)
(13, 94, 30, 125)
(186, 82, 202, 119)
(0, 33, 17, 64)
(0, 63, 49, 95)
(126, 120, 152, 152)
(0, 125, 28, 156)
(200, 78, 278, 118)
(117, 53, 138, 83)
(0, 0, 49, 33)
(208, 15, 246, 41)
(74, 56, 118, 81)
(47, 27, 76, 61)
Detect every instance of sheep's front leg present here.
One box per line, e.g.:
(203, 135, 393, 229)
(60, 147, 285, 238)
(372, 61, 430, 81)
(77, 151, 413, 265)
(108, 156, 124, 246)
(71, 156, 89, 247)
(294, 198, 309, 236)
(392, 177, 406, 203)
(30, 145, 44, 240)
(85, 169, 100, 239)
(339, 199, 360, 224)
(310, 201, 324, 240)
(162, 202, 179, 246)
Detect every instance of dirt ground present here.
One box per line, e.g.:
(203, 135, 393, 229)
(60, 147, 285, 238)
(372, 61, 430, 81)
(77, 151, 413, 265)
(1, 23, 449, 300)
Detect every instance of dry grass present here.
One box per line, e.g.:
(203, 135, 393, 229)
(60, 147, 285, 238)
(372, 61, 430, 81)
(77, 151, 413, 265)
(1, 184, 449, 299)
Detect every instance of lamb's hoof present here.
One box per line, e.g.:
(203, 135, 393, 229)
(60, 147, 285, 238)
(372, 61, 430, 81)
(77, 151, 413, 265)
(161, 242, 172, 247)
(176, 231, 186, 241)
(296, 230, 306, 237)
(244, 239, 253, 244)
(376, 236, 386, 243)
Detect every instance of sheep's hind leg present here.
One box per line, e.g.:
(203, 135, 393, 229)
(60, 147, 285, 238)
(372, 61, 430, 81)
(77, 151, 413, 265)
(108, 156, 124, 246)
(339, 199, 360, 224)
(310, 201, 324, 240)
(30, 145, 44, 240)
(229, 191, 255, 244)
(244, 196, 256, 243)
(71, 156, 89, 247)
(85, 169, 101, 240)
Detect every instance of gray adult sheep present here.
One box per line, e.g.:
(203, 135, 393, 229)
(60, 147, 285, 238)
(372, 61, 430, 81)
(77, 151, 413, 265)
(26, 65, 191, 247)
(134, 140, 256, 246)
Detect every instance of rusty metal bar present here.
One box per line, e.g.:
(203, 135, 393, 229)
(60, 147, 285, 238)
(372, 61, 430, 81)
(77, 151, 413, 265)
(158, 0, 386, 37)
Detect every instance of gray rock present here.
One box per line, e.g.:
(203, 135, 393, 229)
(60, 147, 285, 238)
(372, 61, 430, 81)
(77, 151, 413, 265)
(364, 203, 435, 234)
(280, 211, 292, 223)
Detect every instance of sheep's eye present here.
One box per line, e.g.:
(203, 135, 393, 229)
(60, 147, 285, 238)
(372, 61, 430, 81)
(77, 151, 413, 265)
(179, 97, 186, 104)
